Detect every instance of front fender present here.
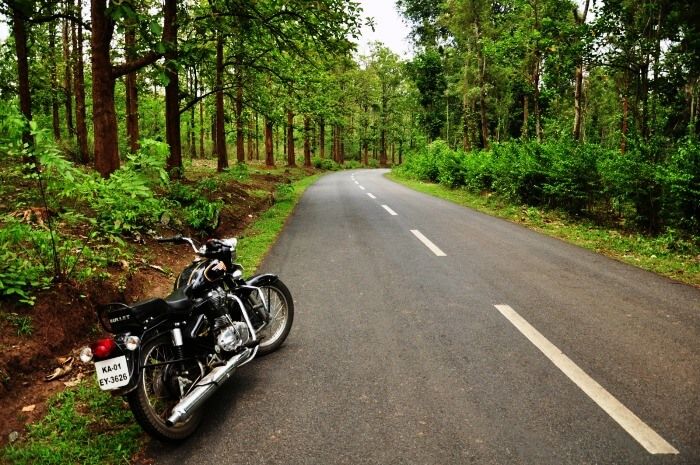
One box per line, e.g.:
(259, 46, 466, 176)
(245, 273, 279, 287)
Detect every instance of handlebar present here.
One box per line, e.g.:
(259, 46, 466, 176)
(155, 235, 200, 253)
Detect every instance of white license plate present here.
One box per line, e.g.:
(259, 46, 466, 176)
(95, 355, 130, 390)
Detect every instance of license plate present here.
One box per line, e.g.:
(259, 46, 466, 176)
(95, 355, 130, 390)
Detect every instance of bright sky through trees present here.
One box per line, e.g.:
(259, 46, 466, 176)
(355, 0, 412, 58)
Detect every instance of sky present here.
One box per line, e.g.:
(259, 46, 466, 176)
(354, 0, 413, 59)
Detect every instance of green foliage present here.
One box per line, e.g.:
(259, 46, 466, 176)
(397, 138, 700, 236)
(274, 183, 294, 202)
(312, 157, 341, 170)
(184, 198, 223, 231)
(1, 382, 142, 465)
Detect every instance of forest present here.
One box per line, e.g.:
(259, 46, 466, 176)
(0, 1, 698, 461)
(0, 0, 699, 304)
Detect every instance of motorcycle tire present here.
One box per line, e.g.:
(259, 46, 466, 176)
(255, 279, 294, 356)
(126, 335, 203, 442)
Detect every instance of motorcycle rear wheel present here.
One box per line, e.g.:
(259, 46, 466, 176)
(256, 279, 294, 356)
(127, 335, 203, 442)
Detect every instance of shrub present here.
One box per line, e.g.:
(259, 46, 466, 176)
(312, 157, 341, 171)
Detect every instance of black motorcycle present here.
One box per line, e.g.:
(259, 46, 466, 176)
(80, 235, 293, 442)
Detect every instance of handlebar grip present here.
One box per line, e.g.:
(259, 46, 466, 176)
(156, 234, 183, 243)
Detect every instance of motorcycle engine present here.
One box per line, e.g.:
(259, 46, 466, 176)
(214, 316, 250, 353)
(206, 288, 251, 353)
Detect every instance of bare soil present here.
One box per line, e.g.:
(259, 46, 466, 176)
(0, 169, 298, 445)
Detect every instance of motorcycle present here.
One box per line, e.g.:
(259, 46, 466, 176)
(79, 235, 294, 442)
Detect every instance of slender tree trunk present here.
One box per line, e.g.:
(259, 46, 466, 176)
(49, 21, 61, 141)
(621, 94, 629, 154)
(235, 64, 245, 163)
(286, 109, 296, 167)
(255, 113, 260, 160)
(473, 21, 489, 149)
(303, 116, 311, 167)
(199, 82, 205, 158)
(265, 117, 274, 167)
(125, 19, 139, 153)
(462, 63, 471, 151)
(522, 95, 529, 138)
(573, 0, 590, 142)
(164, 0, 181, 176)
(533, 56, 542, 142)
(62, 17, 74, 138)
(247, 115, 254, 161)
(189, 69, 197, 158)
(339, 126, 345, 164)
(73, 0, 88, 163)
(215, 33, 228, 171)
(319, 119, 325, 158)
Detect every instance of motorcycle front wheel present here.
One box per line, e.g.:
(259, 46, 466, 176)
(256, 279, 294, 356)
(126, 335, 203, 442)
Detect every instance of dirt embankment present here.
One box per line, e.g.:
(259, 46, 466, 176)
(0, 171, 293, 444)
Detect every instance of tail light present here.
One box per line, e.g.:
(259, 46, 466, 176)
(91, 337, 117, 360)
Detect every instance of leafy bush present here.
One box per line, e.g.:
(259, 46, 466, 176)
(394, 137, 700, 236)
(184, 199, 223, 231)
(312, 157, 341, 170)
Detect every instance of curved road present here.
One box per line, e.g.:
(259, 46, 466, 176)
(149, 169, 700, 464)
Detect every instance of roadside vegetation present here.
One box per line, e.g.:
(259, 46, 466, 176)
(391, 140, 700, 286)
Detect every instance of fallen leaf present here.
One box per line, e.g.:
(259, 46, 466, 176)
(21, 404, 35, 412)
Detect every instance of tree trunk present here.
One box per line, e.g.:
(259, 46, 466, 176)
(265, 117, 274, 167)
(91, 0, 120, 177)
(73, 0, 88, 163)
(572, 0, 589, 142)
(49, 21, 61, 141)
(286, 109, 296, 167)
(189, 69, 197, 158)
(533, 56, 542, 142)
(303, 116, 311, 167)
(62, 17, 74, 138)
(235, 65, 245, 163)
(199, 81, 205, 158)
(124, 19, 139, 153)
(462, 63, 471, 151)
(255, 113, 260, 160)
(164, 0, 181, 176)
(12, 9, 33, 147)
(247, 115, 254, 161)
(473, 21, 489, 149)
(319, 119, 325, 158)
(215, 33, 228, 171)
(522, 95, 529, 139)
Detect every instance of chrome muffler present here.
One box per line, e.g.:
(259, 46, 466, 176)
(165, 347, 257, 426)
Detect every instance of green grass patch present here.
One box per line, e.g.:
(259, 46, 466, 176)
(237, 174, 320, 272)
(1, 382, 142, 465)
(387, 172, 700, 287)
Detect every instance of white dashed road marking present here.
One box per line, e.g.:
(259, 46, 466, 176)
(410, 230, 446, 256)
(382, 205, 398, 216)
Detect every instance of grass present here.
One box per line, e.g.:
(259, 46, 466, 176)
(0, 172, 321, 465)
(387, 172, 700, 287)
(237, 174, 320, 272)
(1, 383, 142, 465)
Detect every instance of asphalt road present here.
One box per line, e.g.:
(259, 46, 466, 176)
(149, 169, 700, 464)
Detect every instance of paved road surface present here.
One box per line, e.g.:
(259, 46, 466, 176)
(149, 169, 700, 464)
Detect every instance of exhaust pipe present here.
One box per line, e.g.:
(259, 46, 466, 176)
(166, 347, 256, 426)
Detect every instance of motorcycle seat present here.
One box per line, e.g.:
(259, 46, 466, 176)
(164, 286, 192, 312)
